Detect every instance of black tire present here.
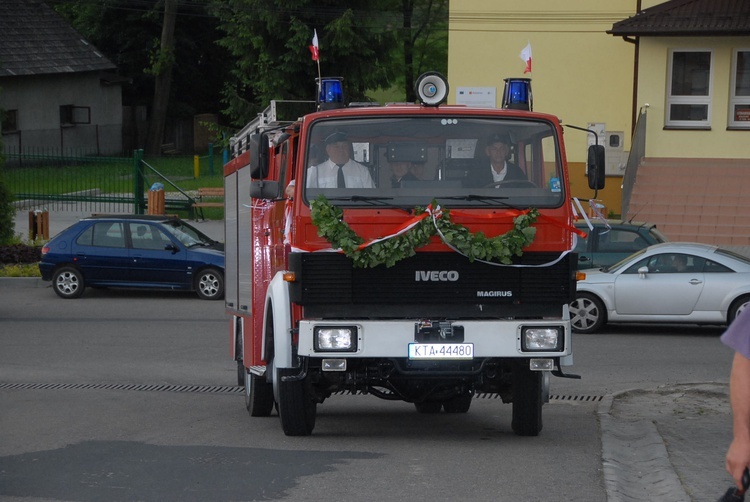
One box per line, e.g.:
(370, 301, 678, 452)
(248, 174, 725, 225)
(244, 367, 274, 417)
(277, 367, 316, 436)
(511, 362, 543, 436)
(443, 393, 473, 413)
(195, 268, 224, 300)
(570, 292, 606, 334)
(729, 295, 750, 324)
(52, 266, 85, 299)
(414, 401, 442, 414)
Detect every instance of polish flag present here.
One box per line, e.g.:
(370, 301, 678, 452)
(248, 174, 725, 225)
(520, 42, 532, 74)
(309, 29, 319, 61)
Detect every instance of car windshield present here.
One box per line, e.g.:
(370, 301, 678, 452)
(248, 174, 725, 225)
(303, 116, 564, 209)
(161, 219, 214, 247)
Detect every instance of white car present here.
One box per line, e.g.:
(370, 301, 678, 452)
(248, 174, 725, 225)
(570, 242, 750, 334)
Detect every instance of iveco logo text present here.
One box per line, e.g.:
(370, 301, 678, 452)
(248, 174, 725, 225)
(415, 271, 459, 282)
(477, 291, 513, 297)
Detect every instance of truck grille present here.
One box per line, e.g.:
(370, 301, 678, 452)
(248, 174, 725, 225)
(289, 252, 575, 319)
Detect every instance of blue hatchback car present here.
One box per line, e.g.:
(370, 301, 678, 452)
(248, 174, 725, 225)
(40, 215, 225, 300)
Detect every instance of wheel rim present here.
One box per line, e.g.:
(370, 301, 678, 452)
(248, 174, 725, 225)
(735, 300, 750, 320)
(199, 273, 219, 297)
(56, 271, 79, 295)
(571, 297, 599, 331)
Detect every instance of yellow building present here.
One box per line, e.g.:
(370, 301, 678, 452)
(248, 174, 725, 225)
(448, 1, 637, 216)
(449, 0, 750, 244)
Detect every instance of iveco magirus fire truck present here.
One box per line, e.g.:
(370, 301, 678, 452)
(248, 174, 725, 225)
(224, 72, 605, 436)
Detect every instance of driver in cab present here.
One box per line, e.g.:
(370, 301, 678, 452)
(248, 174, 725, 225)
(464, 132, 527, 188)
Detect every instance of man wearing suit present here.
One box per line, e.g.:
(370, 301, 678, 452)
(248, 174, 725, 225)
(464, 132, 527, 188)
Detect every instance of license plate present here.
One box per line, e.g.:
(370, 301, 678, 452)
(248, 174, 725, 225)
(408, 343, 474, 360)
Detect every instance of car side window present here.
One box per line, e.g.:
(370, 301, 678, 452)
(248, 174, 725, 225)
(597, 229, 646, 253)
(622, 257, 650, 274)
(129, 223, 169, 250)
(704, 259, 733, 273)
(76, 222, 126, 248)
(573, 233, 588, 253)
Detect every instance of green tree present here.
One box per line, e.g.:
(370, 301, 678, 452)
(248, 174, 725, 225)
(51, 0, 233, 147)
(396, 0, 449, 102)
(210, 0, 402, 125)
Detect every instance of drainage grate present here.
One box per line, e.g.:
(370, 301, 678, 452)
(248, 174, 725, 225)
(0, 382, 244, 394)
(0, 383, 604, 402)
(475, 393, 604, 402)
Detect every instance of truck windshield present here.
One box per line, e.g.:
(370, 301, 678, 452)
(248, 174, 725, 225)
(303, 116, 564, 209)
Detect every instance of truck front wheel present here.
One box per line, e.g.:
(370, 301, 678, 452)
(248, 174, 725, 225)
(277, 367, 317, 436)
(244, 368, 274, 417)
(511, 362, 543, 436)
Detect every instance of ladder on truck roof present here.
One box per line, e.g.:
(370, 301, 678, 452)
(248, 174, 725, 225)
(229, 100, 316, 159)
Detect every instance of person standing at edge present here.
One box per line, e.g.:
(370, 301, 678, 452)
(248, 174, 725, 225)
(722, 307, 750, 490)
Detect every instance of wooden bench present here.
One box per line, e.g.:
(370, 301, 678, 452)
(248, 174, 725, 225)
(192, 187, 224, 220)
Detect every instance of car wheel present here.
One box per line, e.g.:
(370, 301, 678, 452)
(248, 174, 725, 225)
(570, 292, 606, 334)
(52, 267, 85, 299)
(729, 295, 750, 324)
(196, 268, 224, 300)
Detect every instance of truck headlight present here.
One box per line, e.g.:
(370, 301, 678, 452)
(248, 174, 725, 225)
(522, 326, 563, 352)
(314, 326, 357, 352)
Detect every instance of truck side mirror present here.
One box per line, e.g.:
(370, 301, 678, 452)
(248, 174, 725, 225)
(587, 145, 605, 190)
(249, 133, 270, 179)
(249, 180, 280, 200)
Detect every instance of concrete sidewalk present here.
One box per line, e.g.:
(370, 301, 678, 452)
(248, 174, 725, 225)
(600, 382, 734, 501)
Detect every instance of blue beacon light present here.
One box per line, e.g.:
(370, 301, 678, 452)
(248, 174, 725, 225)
(317, 77, 344, 110)
(502, 78, 533, 111)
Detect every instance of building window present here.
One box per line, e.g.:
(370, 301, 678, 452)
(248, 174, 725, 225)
(1, 109, 18, 133)
(666, 50, 713, 128)
(730, 49, 750, 128)
(59, 105, 91, 126)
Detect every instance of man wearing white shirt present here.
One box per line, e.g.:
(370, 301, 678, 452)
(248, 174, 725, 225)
(464, 132, 527, 188)
(306, 131, 375, 188)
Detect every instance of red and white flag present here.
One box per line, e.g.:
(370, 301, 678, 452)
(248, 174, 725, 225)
(309, 29, 319, 61)
(520, 42, 532, 73)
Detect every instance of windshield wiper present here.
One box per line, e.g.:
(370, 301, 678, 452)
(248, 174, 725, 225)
(439, 194, 520, 209)
(326, 195, 394, 202)
(324, 195, 412, 213)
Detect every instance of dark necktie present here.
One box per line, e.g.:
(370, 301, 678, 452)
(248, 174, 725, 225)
(337, 164, 346, 188)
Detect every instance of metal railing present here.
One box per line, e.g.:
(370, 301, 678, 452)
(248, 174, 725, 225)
(3, 148, 196, 216)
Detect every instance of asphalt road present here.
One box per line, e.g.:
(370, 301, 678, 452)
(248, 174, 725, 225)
(0, 282, 735, 501)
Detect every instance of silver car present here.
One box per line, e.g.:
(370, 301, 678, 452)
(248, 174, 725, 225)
(570, 242, 750, 334)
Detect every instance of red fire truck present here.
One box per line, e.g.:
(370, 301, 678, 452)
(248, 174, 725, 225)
(224, 72, 604, 436)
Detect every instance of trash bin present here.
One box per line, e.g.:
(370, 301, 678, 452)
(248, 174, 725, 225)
(148, 188, 165, 215)
(29, 210, 49, 240)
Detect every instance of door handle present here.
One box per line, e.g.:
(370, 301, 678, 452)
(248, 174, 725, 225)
(689, 279, 703, 285)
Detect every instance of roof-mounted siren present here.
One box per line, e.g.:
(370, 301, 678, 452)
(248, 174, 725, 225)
(317, 77, 344, 111)
(502, 78, 533, 111)
(415, 72, 449, 107)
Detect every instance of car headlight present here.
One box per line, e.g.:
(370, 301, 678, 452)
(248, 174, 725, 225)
(314, 326, 357, 352)
(522, 326, 564, 352)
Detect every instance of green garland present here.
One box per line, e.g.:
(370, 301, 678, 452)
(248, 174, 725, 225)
(310, 194, 539, 268)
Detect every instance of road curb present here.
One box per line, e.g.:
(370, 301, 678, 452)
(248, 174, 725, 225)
(0, 277, 47, 288)
(598, 387, 691, 502)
